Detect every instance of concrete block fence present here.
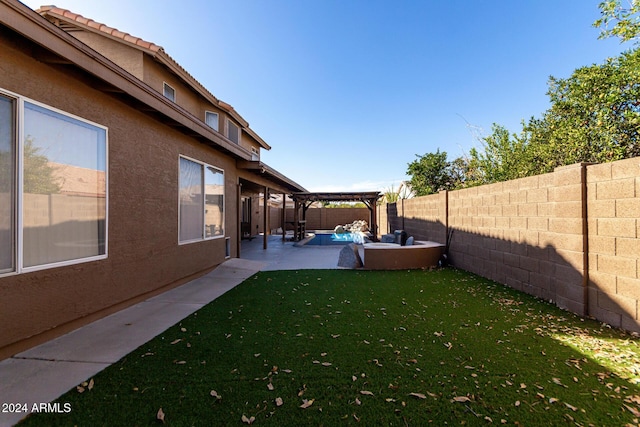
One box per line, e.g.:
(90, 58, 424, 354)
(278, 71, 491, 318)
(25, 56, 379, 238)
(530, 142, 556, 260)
(264, 207, 371, 234)
(377, 159, 640, 332)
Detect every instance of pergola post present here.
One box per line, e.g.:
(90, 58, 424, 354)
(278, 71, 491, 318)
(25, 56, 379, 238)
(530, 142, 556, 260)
(293, 198, 300, 241)
(281, 192, 286, 242)
(263, 186, 269, 250)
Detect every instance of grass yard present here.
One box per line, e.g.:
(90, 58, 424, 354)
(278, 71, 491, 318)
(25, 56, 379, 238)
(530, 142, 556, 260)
(20, 268, 640, 426)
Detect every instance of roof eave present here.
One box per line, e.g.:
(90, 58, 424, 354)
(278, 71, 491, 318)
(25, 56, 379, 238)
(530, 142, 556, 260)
(238, 160, 307, 193)
(7, 1, 252, 161)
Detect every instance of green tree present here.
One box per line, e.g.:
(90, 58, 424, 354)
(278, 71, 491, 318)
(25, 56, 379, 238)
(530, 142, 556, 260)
(382, 181, 413, 203)
(467, 124, 535, 185)
(526, 48, 640, 167)
(594, 0, 640, 43)
(406, 149, 471, 195)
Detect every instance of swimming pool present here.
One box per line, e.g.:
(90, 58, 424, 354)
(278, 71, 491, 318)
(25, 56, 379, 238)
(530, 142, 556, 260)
(305, 232, 365, 246)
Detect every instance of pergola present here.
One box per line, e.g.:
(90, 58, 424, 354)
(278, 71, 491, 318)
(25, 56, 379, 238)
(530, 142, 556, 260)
(291, 191, 382, 241)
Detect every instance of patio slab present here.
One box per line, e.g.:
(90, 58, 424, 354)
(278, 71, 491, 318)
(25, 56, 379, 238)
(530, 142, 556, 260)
(240, 234, 361, 270)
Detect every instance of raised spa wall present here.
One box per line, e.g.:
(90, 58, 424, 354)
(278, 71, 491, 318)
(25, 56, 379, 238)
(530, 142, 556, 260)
(363, 241, 445, 270)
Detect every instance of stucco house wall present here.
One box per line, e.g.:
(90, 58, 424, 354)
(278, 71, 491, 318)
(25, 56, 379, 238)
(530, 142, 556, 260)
(0, 1, 305, 360)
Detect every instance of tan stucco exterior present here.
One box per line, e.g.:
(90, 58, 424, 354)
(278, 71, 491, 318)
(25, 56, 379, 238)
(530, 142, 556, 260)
(0, 0, 304, 360)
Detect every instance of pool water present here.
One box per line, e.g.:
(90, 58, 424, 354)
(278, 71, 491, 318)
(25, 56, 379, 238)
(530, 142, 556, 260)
(305, 232, 362, 246)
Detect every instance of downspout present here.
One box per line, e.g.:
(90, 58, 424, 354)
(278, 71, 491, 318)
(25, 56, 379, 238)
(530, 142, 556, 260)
(282, 192, 286, 242)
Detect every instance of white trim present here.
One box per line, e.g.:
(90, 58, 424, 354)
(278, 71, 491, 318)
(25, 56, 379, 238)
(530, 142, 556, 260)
(163, 82, 176, 102)
(178, 155, 225, 245)
(0, 87, 109, 276)
(16, 96, 24, 276)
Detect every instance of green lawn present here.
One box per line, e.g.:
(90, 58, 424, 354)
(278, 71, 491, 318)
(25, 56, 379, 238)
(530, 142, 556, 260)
(20, 268, 640, 426)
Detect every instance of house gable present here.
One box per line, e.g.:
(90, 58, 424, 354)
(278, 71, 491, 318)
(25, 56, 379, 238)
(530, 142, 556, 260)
(36, 5, 272, 153)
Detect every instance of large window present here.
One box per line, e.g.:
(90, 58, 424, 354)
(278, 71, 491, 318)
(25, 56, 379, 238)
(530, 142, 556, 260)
(0, 90, 107, 274)
(179, 156, 224, 243)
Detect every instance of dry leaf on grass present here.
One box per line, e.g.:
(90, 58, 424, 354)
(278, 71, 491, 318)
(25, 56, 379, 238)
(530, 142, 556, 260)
(210, 390, 221, 400)
(298, 385, 306, 397)
(156, 407, 165, 424)
(275, 397, 284, 407)
(267, 382, 274, 391)
(241, 414, 255, 424)
(409, 392, 427, 399)
(564, 402, 578, 411)
(623, 404, 640, 417)
(77, 380, 91, 393)
(300, 399, 314, 409)
(360, 390, 374, 396)
(88, 378, 94, 391)
(452, 396, 471, 403)
(552, 377, 568, 388)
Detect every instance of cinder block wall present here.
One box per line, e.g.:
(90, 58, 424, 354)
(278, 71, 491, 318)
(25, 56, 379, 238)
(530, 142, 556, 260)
(305, 208, 370, 230)
(381, 160, 639, 332)
(587, 157, 640, 330)
(269, 207, 371, 232)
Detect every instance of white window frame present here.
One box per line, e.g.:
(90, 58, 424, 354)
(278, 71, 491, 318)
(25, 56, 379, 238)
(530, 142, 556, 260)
(0, 88, 109, 276)
(205, 111, 219, 131)
(163, 82, 176, 102)
(178, 155, 225, 245)
(251, 147, 259, 161)
(226, 119, 240, 144)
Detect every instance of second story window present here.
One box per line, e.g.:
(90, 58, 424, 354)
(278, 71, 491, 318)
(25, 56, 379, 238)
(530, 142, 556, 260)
(227, 120, 239, 144)
(205, 111, 219, 131)
(163, 82, 175, 102)
(251, 147, 259, 161)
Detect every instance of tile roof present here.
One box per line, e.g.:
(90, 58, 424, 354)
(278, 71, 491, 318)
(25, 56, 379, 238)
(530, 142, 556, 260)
(35, 5, 269, 149)
(36, 5, 162, 53)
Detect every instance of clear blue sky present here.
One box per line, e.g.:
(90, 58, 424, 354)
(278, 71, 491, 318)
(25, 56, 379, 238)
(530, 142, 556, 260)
(21, 0, 631, 192)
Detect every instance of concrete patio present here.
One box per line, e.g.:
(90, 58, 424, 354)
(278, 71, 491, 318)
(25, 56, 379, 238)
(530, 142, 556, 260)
(0, 235, 345, 426)
(240, 234, 359, 270)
